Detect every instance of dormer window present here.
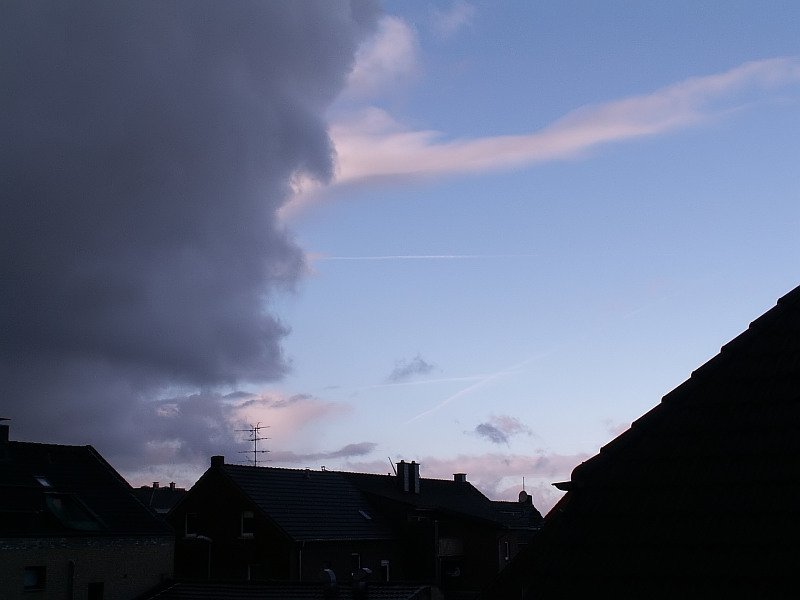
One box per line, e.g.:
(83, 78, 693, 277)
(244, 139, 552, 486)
(241, 510, 255, 538)
(45, 494, 103, 531)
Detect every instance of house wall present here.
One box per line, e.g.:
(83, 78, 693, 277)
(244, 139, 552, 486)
(0, 536, 173, 600)
(169, 470, 293, 580)
(296, 539, 398, 583)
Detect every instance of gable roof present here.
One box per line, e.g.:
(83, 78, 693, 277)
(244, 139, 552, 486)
(500, 283, 800, 597)
(217, 464, 394, 542)
(342, 471, 522, 526)
(0, 437, 172, 537)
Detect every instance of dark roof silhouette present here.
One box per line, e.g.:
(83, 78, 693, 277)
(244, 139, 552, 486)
(145, 580, 431, 600)
(492, 283, 800, 597)
(216, 464, 394, 541)
(342, 471, 522, 525)
(0, 438, 172, 537)
(134, 482, 187, 514)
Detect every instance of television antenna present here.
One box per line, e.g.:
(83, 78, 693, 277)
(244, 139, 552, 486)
(237, 422, 270, 467)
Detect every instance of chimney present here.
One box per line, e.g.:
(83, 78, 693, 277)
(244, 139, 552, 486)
(211, 455, 225, 468)
(397, 460, 410, 492)
(169, 482, 176, 491)
(152, 481, 159, 489)
(410, 461, 420, 494)
(453, 473, 467, 484)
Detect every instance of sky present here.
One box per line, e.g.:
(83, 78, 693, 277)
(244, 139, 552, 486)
(3, 1, 800, 514)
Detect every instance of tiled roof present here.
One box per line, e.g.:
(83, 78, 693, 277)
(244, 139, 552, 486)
(0, 440, 172, 537)
(499, 284, 800, 597)
(342, 472, 503, 525)
(219, 465, 394, 541)
(144, 580, 432, 600)
(489, 498, 543, 529)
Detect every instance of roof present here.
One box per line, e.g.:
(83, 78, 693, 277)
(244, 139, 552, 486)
(489, 497, 543, 529)
(0, 437, 172, 537)
(143, 580, 432, 600)
(497, 283, 800, 597)
(134, 484, 187, 514)
(218, 464, 395, 541)
(342, 471, 526, 526)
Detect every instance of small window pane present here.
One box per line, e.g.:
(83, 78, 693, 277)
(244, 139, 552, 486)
(24, 566, 46, 590)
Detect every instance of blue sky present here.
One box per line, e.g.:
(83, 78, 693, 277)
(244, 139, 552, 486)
(265, 2, 800, 511)
(5, 1, 800, 515)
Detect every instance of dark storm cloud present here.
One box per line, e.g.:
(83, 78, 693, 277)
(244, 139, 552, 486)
(386, 354, 436, 382)
(1, 1, 379, 467)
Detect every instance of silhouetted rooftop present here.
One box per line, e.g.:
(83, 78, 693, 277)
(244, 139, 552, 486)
(489, 283, 800, 597)
(0, 436, 172, 537)
(217, 464, 394, 541)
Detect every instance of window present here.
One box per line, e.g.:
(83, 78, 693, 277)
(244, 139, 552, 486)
(87, 581, 104, 600)
(504, 541, 510, 561)
(241, 510, 255, 538)
(45, 494, 103, 531)
(350, 553, 361, 573)
(358, 509, 372, 520)
(34, 476, 51, 487)
(23, 566, 46, 591)
(185, 512, 201, 536)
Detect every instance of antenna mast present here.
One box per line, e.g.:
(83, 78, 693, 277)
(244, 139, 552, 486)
(236, 422, 270, 466)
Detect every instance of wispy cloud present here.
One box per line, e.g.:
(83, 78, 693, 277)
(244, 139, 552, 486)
(407, 351, 551, 423)
(386, 354, 437, 383)
(431, 1, 476, 38)
(285, 57, 800, 214)
(271, 442, 377, 465)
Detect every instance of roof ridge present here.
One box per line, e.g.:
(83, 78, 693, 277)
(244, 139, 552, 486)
(571, 284, 800, 484)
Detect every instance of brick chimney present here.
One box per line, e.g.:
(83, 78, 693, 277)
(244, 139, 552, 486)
(211, 455, 224, 468)
(397, 460, 420, 494)
(453, 473, 467, 484)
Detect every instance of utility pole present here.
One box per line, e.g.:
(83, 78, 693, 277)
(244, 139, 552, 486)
(236, 422, 270, 466)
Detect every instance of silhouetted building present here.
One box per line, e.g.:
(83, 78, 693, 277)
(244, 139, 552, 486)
(134, 482, 187, 515)
(484, 283, 800, 598)
(0, 423, 174, 599)
(169, 457, 541, 598)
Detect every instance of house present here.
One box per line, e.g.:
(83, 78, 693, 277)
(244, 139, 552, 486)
(0, 422, 174, 600)
(133, 482, 187, 516)
(341, 464, 541, 596)
(168, 457, 542, 598)
(484, 283, 800, 598)
(168, 456, 399, 583)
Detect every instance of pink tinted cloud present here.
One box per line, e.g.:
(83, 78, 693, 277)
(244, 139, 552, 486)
(284, 57, 800, 216)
